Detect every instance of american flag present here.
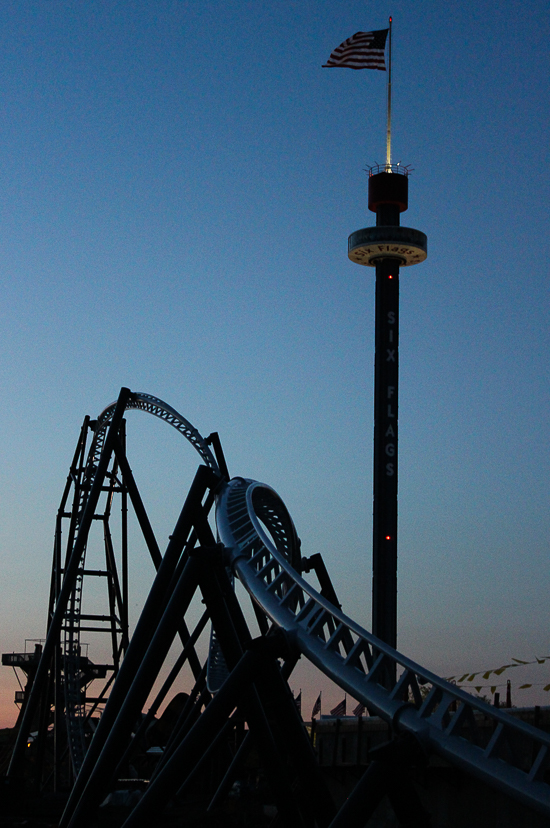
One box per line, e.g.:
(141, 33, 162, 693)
(330, 697, 346, 717)
(311, 692, 322, 718)
(353, 701, 366, 717)
(322, 30, 388, 71)
(294, 691, 302, 714)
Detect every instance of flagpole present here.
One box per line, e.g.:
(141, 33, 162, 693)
(386, 16, 392, 168)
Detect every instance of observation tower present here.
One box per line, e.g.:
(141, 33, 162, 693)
(348, 165, 427, 649)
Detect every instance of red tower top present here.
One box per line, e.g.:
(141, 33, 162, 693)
(368, 169, 408, 214)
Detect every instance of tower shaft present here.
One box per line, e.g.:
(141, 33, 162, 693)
(348, 167, 427, 650)
(372, 258, 399, 647)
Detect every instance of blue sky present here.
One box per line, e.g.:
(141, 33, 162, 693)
(1, 0, 549, 725)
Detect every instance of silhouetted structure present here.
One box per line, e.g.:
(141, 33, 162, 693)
(3, 389, 550, 827)
(348, 166, 427, 649)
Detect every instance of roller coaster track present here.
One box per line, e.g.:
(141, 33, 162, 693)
(94, 393, 219, 472)
(7, 389, 550, 825)
(61, 393, 219, 775)
(217, 477, 550, 818)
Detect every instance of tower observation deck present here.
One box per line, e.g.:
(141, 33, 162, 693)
(348, 165, 427, 650)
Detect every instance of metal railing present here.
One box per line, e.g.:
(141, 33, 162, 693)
(367, 163, 411, 176)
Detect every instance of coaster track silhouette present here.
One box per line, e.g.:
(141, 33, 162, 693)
(6, 387, 550, 827)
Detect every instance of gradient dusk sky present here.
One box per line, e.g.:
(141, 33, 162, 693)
(1, 0, 549, 726)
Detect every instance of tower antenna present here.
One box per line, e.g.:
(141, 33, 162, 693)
(386, 16, 392, 168)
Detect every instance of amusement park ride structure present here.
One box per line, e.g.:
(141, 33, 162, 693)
(348, 164, 427, 651)
(2, 176, 550, 827)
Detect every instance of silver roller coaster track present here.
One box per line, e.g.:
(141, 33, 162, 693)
(95, 392, 219, 472)
(216, 477, 550, 818)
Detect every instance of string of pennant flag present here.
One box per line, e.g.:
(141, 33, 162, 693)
(303, 656, 550, 719)
(447, 655, 550, 694)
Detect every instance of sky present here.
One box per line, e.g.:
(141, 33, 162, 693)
(0, 0, 549, 727)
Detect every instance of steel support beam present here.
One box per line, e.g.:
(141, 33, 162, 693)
(8, 387, 133, 780)
(60, 465, 219, 828)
